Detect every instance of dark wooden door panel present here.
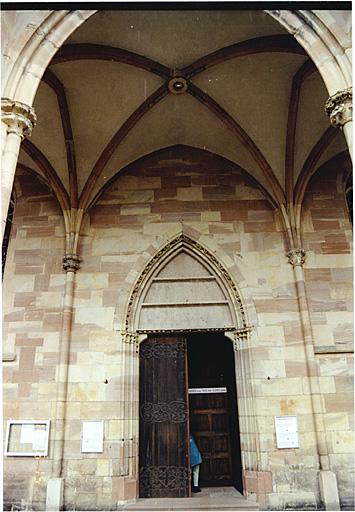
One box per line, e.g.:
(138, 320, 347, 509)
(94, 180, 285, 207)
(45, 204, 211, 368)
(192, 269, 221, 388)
(187, 333, 243, 492)
(139, 336, 189, 498)
(189, 392, 233, 486)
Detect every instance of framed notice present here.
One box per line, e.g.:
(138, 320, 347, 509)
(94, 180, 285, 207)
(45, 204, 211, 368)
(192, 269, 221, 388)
(5, 420, 50, 456)
(275, 416, 300, 449)
(81, 420, 104, 453)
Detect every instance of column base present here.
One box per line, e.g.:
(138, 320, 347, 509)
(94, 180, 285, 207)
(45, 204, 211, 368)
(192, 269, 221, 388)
(243, 470, 272, 506)
(113, 476, 138, 504)
(46, 478, 64, 511)
(319, 470, 340, 510)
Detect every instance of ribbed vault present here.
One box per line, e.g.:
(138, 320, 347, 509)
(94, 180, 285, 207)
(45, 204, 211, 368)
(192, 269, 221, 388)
(13, 10, 348, 236)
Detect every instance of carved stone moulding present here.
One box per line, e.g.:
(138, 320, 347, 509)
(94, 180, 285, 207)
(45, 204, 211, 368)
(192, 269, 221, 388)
(121, 330, 139, 345)
(325, 87, 352, 128)
(125, 233, 247, 331)
(136, 327, 253, 355)
(62, 253, 81, 272)
(232, 326, 253, 351)
(137, 326, 229, 335)
(233, 326, 253, 340)
(286, 248, 306, 267)
(1, 97, 37, 138)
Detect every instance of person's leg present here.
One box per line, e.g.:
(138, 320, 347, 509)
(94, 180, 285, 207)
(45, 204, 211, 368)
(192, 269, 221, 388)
(193, 465, 200, 487)
(192, 465, 201, 492)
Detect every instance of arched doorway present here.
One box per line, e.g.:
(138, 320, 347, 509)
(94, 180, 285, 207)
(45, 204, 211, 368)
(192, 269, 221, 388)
(139, 332, 243, 499)
(130, 234, 249, 498)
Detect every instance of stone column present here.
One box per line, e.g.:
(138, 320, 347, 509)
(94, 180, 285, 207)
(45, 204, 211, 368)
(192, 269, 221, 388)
(1, 98, 36, 238)
(117, 330, 139, 502)
(230, 327, 258, 472)
(47, 254, 80, 512)
(287, 249, 340, 510)
(325, 87, 352, 159)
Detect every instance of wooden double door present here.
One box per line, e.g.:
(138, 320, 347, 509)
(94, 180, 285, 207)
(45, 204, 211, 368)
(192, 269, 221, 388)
(139, 333, 242, 498)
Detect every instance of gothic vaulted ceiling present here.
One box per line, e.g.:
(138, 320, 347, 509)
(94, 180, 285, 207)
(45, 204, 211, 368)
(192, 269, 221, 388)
(18, 10, 347, 211)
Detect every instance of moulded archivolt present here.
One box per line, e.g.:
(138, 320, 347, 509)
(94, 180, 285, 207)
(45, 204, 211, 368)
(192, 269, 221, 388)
(124, 233, 248, 333)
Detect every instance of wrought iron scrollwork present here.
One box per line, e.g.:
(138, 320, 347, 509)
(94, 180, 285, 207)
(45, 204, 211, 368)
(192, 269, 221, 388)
(140, 401, 188, 423)
(140, 465, 189, 493)
(140, 341, 185, 359)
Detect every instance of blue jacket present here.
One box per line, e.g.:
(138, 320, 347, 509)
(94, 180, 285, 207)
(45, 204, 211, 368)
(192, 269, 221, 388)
(190, 435, 202, 467)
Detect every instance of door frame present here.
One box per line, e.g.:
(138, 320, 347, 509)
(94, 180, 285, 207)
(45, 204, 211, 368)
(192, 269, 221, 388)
(137, 329, 245, 497)
(187, 332, 243, 491)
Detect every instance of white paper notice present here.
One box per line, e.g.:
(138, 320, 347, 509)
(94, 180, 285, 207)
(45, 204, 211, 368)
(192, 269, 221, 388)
(20, 424, 34, 444)
(188, 387, 227, 394)
(275, 416, 299, 449)
(32, 429, 47, 451)
(81, 421, 104, 453)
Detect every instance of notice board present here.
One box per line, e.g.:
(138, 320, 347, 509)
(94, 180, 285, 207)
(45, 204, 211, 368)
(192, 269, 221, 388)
(5, 420, 50, 456)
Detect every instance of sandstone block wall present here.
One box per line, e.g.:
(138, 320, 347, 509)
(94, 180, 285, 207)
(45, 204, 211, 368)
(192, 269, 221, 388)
(3, 169, 66, 509)
(3, 148, 353, 510)
(302, 164, 354, 509)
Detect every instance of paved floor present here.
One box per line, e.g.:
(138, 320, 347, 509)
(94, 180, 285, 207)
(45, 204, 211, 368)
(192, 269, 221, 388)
(118, 487, 259, 511)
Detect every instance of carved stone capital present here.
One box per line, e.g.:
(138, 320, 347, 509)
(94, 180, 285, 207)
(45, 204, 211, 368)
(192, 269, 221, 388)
(325, 87, 352, 128)
(121, 331, 139, 345)
(286, 248, 306, 267)
(1, 98, 37, 138)
(232, 326, 253, 351)
(62, 254, 80, 272)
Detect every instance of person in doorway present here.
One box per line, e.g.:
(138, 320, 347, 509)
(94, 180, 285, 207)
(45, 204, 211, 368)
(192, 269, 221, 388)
(190, 434, 202, 493)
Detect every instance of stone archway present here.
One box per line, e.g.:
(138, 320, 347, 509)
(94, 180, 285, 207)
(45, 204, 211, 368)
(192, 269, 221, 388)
(118, 233, 262, 501)
(266, 10, 352, 155)
(1, 9, 352, 236)
(266, 10, 351, 94)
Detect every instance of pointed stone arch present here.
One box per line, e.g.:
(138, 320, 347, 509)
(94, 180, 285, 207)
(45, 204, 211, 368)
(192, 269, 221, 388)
(124, 233, 249, 334)
(119, 233, 259, 501)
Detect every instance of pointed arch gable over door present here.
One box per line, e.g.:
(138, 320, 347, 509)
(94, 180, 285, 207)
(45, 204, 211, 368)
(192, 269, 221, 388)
(120, 233, 257, 501)
(124, 233, 248, 334)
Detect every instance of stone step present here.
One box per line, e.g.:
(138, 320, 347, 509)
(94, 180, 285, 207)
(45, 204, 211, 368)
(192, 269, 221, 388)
(120, 500, 258, 511)
(121, 504, 258, 511)
(118, 487, 259, 511)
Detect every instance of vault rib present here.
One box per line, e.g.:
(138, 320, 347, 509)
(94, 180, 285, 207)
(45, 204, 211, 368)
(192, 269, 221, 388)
(79, 84, 169, 211)
(285, 59, 316, 204)
(181, 34, 306, 78)
(51, 43, 171, 79)
(188, 82, 285, 206)
(294, 126, 338, 206)
(21, 138, 70, 213)
(42, 69, 78, 208)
